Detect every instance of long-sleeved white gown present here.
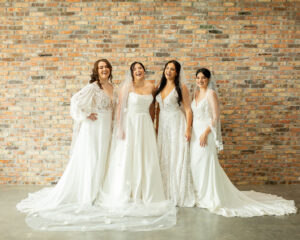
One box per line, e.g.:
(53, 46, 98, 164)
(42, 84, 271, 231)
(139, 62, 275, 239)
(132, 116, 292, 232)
(17, 82, 113, 212)
(17, 90, 176, 231)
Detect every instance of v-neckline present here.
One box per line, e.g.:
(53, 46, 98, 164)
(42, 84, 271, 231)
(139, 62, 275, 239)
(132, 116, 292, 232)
(195, 91, 208, 107)
(95, 82, 113, 100)
(160, 87, 175, 105)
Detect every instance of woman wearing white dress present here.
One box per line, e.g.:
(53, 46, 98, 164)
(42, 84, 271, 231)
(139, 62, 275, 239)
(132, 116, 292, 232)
(154, 60, 195, 207)
(100, 62, 176, 230)
(190, 68, 297, 217)
(16, 61, 175, 232)
(16, 59, 114, 213)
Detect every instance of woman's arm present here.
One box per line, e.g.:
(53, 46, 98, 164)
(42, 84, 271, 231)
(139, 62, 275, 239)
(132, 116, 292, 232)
(181, 83, 193, 141)
(70, 83, 96, 122)
(199, 89, 219, 147)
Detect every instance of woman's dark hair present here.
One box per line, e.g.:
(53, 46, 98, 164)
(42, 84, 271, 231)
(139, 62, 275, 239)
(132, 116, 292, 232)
(196, 68, 211, 79)
(90, 59, 112, 89)
(154, 60, 182, 106)
(130, 62, 146, 81)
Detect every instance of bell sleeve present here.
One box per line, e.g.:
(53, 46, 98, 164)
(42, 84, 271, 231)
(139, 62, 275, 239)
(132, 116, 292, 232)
(70, 83, 96, 122)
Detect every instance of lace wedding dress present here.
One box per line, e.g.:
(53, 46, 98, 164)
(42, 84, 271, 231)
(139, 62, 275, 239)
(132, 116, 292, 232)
(190, 90, 297, 217)
(156, 88, 195, 207)
(17, 82, 113, 213)
(16, 82, 118, 230)
(19, 91, 176, 231)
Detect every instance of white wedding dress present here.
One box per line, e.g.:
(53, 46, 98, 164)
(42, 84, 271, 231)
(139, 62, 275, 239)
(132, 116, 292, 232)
(99, 92, 176, 230)
(17, 82, 113, 213)
(190, 91, 297, 217)
(17, 89, 176, 231)
(157, 88, 195, 207)
(16, 82, 118, 231)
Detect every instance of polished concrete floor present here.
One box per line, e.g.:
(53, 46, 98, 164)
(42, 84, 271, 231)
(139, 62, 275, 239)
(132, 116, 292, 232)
(0, 185, 299, 240)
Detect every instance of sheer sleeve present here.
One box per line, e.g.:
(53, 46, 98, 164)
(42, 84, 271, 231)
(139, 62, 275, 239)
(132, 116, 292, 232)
(69, 83, 96, 156)
(70, 83, 96, 122)
(207, 89, 223, 151)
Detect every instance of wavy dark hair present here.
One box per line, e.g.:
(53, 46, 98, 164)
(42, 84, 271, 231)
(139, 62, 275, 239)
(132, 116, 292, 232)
(89, 59, 112, 89)
(154, 60, 182, 106)
(196, 68, 211, 79)
(130, 62, 146, 81)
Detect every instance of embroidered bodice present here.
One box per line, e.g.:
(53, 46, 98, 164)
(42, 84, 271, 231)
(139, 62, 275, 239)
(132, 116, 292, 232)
(157, 88, 181, 113)
(191, 95, 213, 123)
(92, 84, 113, 112)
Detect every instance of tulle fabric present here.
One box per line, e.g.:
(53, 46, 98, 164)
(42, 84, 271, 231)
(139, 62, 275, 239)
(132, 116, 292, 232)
(25, 201, 176, 231)
(190, 96, 297, 217)
(17, 84, 176, 231)
(157, 87, 195, 207)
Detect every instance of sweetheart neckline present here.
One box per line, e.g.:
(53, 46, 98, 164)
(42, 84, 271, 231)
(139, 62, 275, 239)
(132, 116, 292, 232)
(129, 92, 152, 96)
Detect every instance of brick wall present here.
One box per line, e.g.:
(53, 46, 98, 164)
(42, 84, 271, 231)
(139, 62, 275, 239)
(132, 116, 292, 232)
(1, 0, 299, 185)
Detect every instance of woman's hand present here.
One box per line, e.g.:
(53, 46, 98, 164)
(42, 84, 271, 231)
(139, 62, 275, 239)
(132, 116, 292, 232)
(87, 113, 97, 121)
(185, 128, 191, 142)
(199, 126, 211, 147)
(199, 132, 208, 147)
(117, 129, 125, 140)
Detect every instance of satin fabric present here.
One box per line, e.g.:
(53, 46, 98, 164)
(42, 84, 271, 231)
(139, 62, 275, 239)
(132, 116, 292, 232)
(17, 83, 113, 213)
(190, 96, 297, 217)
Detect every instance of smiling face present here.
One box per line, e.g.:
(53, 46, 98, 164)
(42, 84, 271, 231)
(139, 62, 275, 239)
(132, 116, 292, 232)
(132, 63, 145, 81)
(98, 61, 111, 81)
(164, 63, 177, 81)
(196, 72, 210, 89)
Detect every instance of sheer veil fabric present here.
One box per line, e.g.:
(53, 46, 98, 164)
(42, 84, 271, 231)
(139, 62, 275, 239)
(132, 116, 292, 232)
(99, 70, 177, 230)
(18, 76, 176, 231)
(34, 73, 175, 231)
(191, 75, 223, 151)
(190, 73, 297, 217)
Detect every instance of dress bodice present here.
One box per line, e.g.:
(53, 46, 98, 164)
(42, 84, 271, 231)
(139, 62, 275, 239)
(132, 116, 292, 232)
(157, 88, 181, 113)
(127, 92, 153, 114)
(156, 87, 196, 207)
(191, 91, 224, 151)
(92, 83, 113, 112)
(191, 95, 213, 123)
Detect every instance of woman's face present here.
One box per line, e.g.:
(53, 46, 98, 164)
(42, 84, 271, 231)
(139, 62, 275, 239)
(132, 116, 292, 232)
(132, 63, 145, 81)
(196, 72, 209, 89)
(98, 61, 111, 80)
(164, 63, 177, 81)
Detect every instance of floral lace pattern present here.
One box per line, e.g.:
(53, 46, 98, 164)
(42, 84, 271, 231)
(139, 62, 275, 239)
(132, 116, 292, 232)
(157, 89, 195, 207)
(71, 82, 112, 121)
(93, 85, 113, 113)
(69, 82, 113, 155)
(191, 95, 211, 122)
